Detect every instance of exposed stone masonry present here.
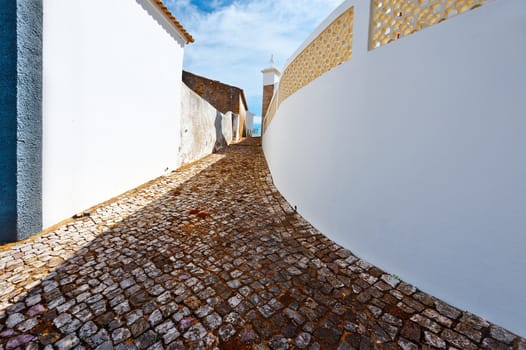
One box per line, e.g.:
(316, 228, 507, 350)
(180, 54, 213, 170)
(182, 70, 248, 141)
(182, 71, 247, 116)
(0, 138, 524, 349)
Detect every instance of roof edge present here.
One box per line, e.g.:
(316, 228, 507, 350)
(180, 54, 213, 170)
(151, 0, 194, 44)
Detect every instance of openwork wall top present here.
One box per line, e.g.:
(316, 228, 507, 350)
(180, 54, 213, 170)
(370, 0, 490, 49)
(278, 7, 355, 105)
(263, 7, 354, 133)
(263, 0, 491, 134)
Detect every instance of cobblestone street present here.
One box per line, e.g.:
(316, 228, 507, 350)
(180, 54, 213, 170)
(0, 138, 524, 350)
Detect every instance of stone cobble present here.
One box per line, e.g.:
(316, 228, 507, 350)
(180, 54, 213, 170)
(0, 138, 524, 349)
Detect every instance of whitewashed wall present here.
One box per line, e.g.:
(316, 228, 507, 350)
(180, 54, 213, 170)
(246, 111, 255, 137)
(263, 0, 526, 336)
(43, 0, 186, 226)
(179, 84, 232, 166)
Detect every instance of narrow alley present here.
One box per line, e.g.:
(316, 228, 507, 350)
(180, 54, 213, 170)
(0, 139, 523, 350)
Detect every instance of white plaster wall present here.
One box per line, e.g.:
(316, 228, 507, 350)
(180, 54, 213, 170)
(232, 113, 240, 142)
(263, 0, 526, 336)
(43, 0, 186, 226)
(179, 84, 230, 166)
(262, 68, 281, 86)
(222, 112, 234, 145)
(246, 111, 255, 137)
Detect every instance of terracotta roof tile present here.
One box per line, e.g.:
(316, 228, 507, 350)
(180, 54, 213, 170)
(152, 0, 194, 43)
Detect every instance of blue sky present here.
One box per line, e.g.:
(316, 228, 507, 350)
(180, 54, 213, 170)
(165, 0, 343, 118)
(190, 0, 233, 13)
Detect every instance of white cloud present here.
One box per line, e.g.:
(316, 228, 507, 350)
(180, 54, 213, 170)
(166, 0, 344, 115)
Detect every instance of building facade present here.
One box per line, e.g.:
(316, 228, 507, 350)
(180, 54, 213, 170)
(0, 0, 193, 242)
(182, 71, 249, 142)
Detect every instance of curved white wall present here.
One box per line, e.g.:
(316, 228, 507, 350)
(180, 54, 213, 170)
(263, 0, 526, 336)
(43, 0, 187, 226)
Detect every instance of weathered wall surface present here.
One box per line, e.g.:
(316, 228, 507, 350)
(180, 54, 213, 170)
(182, 70, 248, 142)
(43, 0, 186, 228)
(263, 0, 526, 336)
(222, 112, 234, 145)
(16, 0, 43, 240)
(182, 71, 241, 114)
(179, 84, 231, 166)
(0, 0, 42, 242)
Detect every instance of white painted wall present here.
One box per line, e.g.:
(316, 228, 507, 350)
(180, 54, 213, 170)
(232, 113, 240, 142)
(43, 0, 187, 226)
(263, 0, 526, 336)
(246, 111, 255, 137)
(262, 67, 281, 87)
(179, 84, 231, 166)
(222, 112, 234, 146)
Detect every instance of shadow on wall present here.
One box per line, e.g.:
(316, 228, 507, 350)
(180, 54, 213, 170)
(179, 84, 235, 166)
(213, 110, 234, 153)
(231, 113, 240, 142)
(214, 111, 226, 152)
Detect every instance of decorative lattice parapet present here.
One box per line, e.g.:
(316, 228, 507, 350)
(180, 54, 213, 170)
(277, 7, 354, 105)
(370, 0, 490, 49)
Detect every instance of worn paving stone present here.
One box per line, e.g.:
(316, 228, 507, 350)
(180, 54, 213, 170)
(55, 334, 80, 350)
(0, 138, 524, 349)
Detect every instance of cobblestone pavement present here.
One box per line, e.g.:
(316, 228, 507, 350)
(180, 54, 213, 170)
(1, 138, 525, 350)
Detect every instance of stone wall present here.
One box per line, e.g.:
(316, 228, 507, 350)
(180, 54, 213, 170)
(179, 83, 232, 166)
(0, 0, 43, 243)
(182, 70, 248, 142)
(16, 0, 43, 241)
(182, 71, 243, 114)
